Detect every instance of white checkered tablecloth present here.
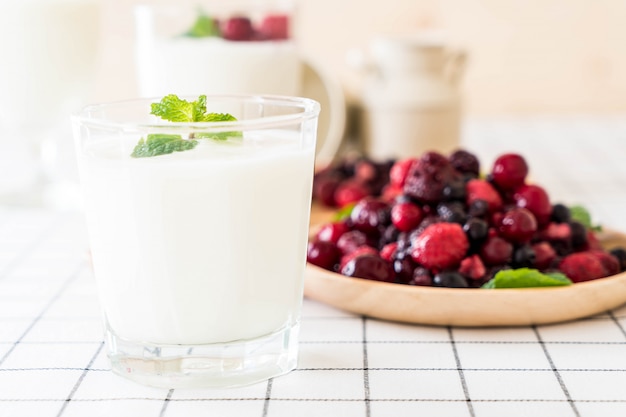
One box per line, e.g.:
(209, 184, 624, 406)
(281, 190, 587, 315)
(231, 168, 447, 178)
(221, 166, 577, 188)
(2, 117, 626, 417)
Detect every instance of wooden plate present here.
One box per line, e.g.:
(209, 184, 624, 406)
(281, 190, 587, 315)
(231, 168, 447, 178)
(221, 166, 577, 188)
(304, 229, 626, 327)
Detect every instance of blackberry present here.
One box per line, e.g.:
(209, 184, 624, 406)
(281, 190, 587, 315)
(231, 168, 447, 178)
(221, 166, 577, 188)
(442, 178, 467, 201)
(468, 199, 489, 218)
(463, 217, 489, 244)
(437, 202, 467, 224)
(610, 247, 626, 272)
(569, 221, 588, 249)
(449, 149, 480, 176)
(512, 245, 536, 268)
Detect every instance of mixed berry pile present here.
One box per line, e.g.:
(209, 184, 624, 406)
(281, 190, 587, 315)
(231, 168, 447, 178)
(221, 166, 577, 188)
(196, 13, 290, 41)
(307, 150, 626, 288)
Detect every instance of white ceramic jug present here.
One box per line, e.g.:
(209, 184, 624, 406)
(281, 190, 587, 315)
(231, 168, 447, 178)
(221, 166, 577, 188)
(356, 34, 465, 161)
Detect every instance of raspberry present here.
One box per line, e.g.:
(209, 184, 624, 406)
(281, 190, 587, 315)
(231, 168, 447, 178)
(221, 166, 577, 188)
(390, 158, 418, 187)
(466, 179, 503, 213)
(513, 184, 551, 226)
(559, 252, 608, 283)
(258, 14, 289, 40)
(222, 17, 255, 41)
(410, 223, 469, 270)
(391, 201, 423, 232)
(459, 255, 486, 280)
(498, 207, 538, 243)
(491, 153, 528, 190)
(539, 222, 571, 241)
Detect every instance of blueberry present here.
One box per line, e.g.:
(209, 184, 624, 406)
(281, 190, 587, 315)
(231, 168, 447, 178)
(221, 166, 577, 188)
(610, 247, 626, 271)
(437, 202, 466, 224)
(551, 203, 571, 223)
(512, 245, 536, 268)
(463, 217, 489, 244)
(432, 271, 469, 288)
(442, 178, 467, 201)
(569, 221, 588, 249)
(468, 199, 489, 218)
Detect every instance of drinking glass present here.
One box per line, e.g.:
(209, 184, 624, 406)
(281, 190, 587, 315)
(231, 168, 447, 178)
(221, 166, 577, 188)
(72, 94, 319, 388)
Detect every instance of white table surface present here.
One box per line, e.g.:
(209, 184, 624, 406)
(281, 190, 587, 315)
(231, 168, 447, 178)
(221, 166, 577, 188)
(2, 117, 626, 417)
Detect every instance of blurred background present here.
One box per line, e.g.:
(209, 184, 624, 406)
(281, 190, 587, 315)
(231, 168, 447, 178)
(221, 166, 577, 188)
(1, 0, 626, 220)
(98, 0, 626, 115)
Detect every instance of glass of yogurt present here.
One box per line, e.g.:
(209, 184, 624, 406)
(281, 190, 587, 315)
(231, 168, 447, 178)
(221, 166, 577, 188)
(72, 94, 319, 388)
(134, 2, 301, 97)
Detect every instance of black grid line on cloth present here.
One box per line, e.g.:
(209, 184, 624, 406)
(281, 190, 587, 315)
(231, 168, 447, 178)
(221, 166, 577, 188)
(533, 325, 581, 417)
(609, 311, 626, 339)
(362, 317, 371, 417)
(0, 261, 86, 367)
(261, 378, 273, 417)
(159, 389, 174, 417)
(448, 327, 475, 417)
(56, 341, 105, 417)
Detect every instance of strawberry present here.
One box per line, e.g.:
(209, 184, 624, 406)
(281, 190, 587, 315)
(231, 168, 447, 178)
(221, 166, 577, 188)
(466, 179, 503, 213)
(559, 252, 607, 283)
(410, 223, 469, 270)
(380, 242, 398, 261)
(389, 158, 418, 187)
(459, 255, 486, 280)
(589, 250, 620, 276)
(539, 222, 571, 241)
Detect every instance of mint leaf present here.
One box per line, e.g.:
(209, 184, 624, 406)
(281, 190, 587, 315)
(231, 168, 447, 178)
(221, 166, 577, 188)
(570, 204, 602, 231)
(196, 131, 243, 141)
(183, 11, 219, 38)
(481, 268, 572, 289)
(131, 134, 198, 158)
(150, 94, 206, 123)
(333, 203, 356, 222)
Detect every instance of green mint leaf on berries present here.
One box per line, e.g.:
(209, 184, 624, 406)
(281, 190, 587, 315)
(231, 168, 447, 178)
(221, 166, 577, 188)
(183, 11, 220, 38)
(131, 134, 198, 158)
(481, 268, 572, 289)
(333, 202, 356, 222)
(570, 205, 602, 231)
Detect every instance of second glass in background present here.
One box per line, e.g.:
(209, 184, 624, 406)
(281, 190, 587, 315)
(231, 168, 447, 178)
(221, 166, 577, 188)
(135, 1, 301, 98)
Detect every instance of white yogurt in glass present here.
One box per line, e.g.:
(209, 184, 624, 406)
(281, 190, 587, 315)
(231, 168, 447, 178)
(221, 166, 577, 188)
(80, 135, 314, 345)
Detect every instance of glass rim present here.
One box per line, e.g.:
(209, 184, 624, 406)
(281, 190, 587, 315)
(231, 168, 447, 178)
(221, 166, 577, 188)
(72, 94, 320, 133)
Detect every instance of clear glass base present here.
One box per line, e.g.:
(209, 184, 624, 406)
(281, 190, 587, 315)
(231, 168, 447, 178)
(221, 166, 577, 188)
(106, 322, 300, 389)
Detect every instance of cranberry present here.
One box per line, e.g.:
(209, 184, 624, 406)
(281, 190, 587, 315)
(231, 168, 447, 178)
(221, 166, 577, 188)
(222, 17, 254, 41)
(307, 241, 340, 270)
(480, 236, 513, 265)
(391, 202, 423, 232)
(498, 207, 538, 243)
(513, 184, 551, 226)
(316, 222, 350, 244)
(336, 230, 368, 254)
(341, 254, 395, 282)
(313, 174, 341, 206)
(532, 242, 557, 269)
(334, 180, 369, 207)
(350, 198, 390, 235)
(491, 153, 528, 190)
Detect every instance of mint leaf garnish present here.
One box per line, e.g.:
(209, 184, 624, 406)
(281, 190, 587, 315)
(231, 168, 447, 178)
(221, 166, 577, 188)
(570, 205, 602, 231)
(481, 268, 572, 289)
(132, 95, 241, 158)
(333, 203, 356, 222)
(183, 11, 220, 38)
(131, 134, 198, 158)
